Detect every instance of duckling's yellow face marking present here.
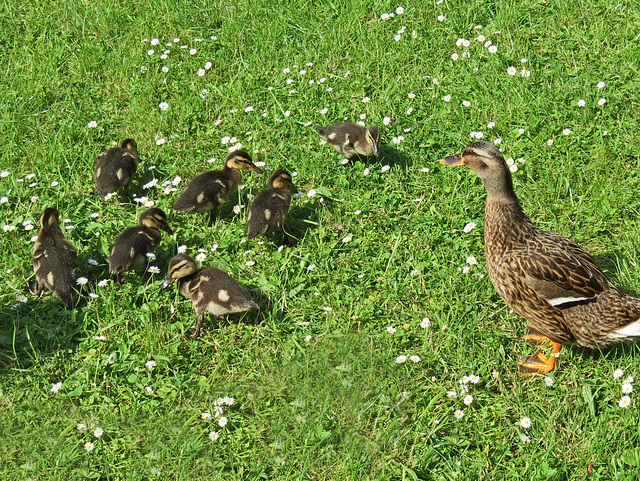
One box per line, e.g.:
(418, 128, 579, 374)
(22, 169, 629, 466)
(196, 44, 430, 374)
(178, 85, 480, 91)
(40, 208, 61, 229)
(270, 171, 294, 191)
(226, 151, 263, 174)
(366, 126, 380, 156)
(217, 289, 230, 302)
(166, 255, 198, 281)
(139, 209, 172, 234)
(47, 271, 55, 285)
(122, 139, 138, 151)
(264, 209, 271, 220)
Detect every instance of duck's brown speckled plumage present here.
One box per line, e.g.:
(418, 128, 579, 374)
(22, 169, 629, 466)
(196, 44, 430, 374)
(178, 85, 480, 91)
(314, 123, 380, 159)
(109, 208, 172, 283)
(172, 150, 263, 226)
(442, 140, 640, 353)
(29, 208, 78, 307)
(247, 169, 294, 239)
(94, 139, 140, 196)
(161, 254, 259, 337)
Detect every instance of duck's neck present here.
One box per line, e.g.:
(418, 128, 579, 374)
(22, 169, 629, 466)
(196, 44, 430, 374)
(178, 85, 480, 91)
(481, 166, 538, 260)
(224, 166, 242, 185)
(178, 270, 200, 294)
(484, 196, 536, 256)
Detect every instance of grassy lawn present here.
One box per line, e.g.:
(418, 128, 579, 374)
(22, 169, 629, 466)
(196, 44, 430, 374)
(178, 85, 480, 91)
(1, 0, 640, 479)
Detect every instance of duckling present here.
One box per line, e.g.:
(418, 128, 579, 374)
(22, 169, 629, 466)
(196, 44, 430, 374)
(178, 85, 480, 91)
(247, 169, 294, 240)
(161, 254, 259, 337)
(109, 208, 172, 284)
(172, 150, 263, 226)
(441, 140, 640, 375)
(314, 123, 380, 159)
(94, 139, 140, 197)
(28, 207, 78, 307)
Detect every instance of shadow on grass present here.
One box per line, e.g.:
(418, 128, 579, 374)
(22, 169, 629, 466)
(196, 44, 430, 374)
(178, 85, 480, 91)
(575, 342, 640, 363)
(591, 250, 640, 298)
(0, 300, 86, 371)
(180, 310, 264, 339)
(378, 144, 414, 170)
(284, 202, 321, 247)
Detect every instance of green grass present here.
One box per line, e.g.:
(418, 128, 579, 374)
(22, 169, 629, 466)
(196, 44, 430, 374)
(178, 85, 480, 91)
(2, 0, 640, 479)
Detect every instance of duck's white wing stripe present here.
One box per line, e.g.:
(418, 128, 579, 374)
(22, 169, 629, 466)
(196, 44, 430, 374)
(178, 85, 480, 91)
(610, 320, 640, 339)
(547, 296, 590, 307)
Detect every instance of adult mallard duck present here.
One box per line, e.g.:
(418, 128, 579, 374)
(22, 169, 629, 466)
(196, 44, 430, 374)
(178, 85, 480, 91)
(247, 169, 294, 241)
(28, 207, 79, 307)
(314, 123, 380, 159)
(161, 254, 259, 337)
(109, 208, 173, 283)
(441, 140, 640, 375)
(94, 139, 140, 197)
(172, 150, 263, 226)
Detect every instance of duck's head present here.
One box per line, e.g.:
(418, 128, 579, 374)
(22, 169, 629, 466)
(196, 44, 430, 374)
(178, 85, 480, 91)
(121, 139, 139, 159)
(366, 126, 380, 157)
(269, 169, 294, 191)
(440, 141, 514, 200)
(139, 208, 173, 234)
(225, 150, 263, 174)
(160, 254, 198, 289)
(40, 207, 61, 229)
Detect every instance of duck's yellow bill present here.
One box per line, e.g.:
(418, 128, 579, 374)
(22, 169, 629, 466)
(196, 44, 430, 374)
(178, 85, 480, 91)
(440, 155, 464, 166)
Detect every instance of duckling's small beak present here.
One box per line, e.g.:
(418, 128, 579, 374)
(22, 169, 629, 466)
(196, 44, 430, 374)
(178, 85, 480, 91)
(440, 154, 464, 166)
(161, 224, 173, 235)
(160, 276, 175, 289)
(249, 164, 263, 174)
(372, 142, 380, 157)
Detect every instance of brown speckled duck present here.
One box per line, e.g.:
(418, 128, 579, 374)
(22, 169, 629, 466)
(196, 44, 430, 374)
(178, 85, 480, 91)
(247, 169, 294, 240)
(29, 208, 78, 307)
(172, 150, 263, 226)
(109, 208, 172, 283)
(94, 139, 140, 197)
(161, 254, 259, 337)
(441, 140, 640, 375)
(314, 123, 380, 159)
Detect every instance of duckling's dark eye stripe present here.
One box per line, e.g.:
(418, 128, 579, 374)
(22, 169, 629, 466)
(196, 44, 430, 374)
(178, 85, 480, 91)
(171, 261, 188, 273)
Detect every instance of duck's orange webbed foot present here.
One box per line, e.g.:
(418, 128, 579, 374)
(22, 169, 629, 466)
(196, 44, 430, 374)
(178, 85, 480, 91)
(518, 325, 562, 376)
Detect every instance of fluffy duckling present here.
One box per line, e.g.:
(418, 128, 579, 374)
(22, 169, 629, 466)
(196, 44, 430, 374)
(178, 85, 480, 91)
(109, 208, 172, 283)
(172, 150, 263, 226)
(161, 254, 259, 337)
(29, 208, 79, 307)
(94, 139, 140, 197)
(441, 140, 640, 375)
(314, 123, 380, 159)
(247, 169, 294, 240)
